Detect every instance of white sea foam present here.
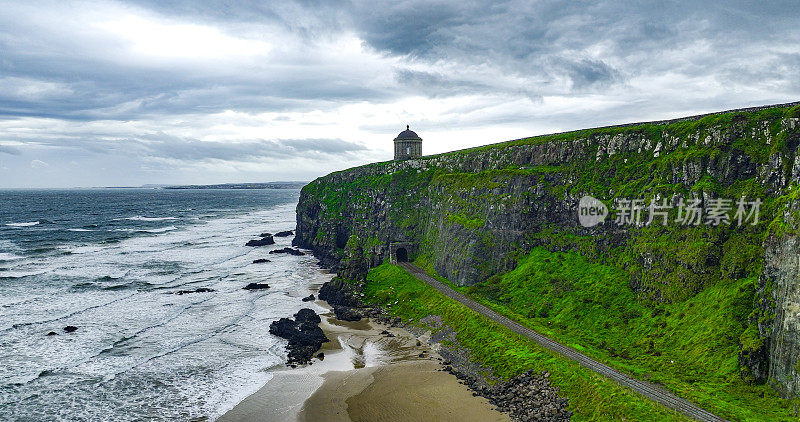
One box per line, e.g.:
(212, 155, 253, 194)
(119, 216, 178, 222)
(113, 226, 177, 233)
(0, 252, 22, 262)
(67, 228, 94, 232)
(5, 221, 39, 227)
(59, 245, 105, 254)
(0, 201, 324, 421)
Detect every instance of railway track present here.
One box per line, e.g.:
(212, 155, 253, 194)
(399, 262, 728, 422)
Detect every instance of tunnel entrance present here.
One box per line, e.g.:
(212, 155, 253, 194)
(396, 247, 408, 262)
(389, 242, 415, 264)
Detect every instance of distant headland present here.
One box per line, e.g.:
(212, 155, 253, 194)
(99, 181, 308, 189)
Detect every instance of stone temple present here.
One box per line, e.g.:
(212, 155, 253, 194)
(394, 125, 422, 160)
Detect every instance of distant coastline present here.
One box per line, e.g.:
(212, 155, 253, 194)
(164, 182, 307, 190)
(98, 182, 308, 190)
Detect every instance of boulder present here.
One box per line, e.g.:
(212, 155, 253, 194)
(269, 318, 298, 338)
(246, 236, 275, 247)
(269, 308, 329, 364)
(252, 258, 271, 264)
(318, 279, 360, 307)
(301, 294, 316, 302)
(274, 230, 294, 237)
(333, 306, 362, 321)
(63, 326, 78, 333)
(269, 247, 304, 256)
(295, 308, 321, 324)
(259, 232, 273, 238)
(176, 287, 215, 295)
(243, 282, 270, 290)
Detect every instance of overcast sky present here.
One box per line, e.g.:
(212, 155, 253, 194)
(1, 1, 798, 187)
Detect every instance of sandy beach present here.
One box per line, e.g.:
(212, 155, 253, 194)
(219, 297, 509, 422)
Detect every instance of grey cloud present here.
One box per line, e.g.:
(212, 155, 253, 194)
(0, 1, 392, 121)
(0, 144, 21, 155)
(559, 58, 620, 89)
(140, 136, 368, 162)
(4, 131, 368, 163)
(352, 1, 468, 57)
(3, 0, 799, 123)
(30, 159, 48, 169)
(352, 0, 800, 92)
(394, 69, 491, 96)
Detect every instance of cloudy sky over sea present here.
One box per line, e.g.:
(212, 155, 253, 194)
(1, 0, 799, 187)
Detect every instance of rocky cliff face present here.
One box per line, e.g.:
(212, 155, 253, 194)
(756, 193, 800, 396)
(294, 103, 800, 395)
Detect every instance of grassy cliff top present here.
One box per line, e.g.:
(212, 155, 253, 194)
(321, 101, 800, 180)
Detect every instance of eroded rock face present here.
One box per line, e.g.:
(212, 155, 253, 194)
(755, 198, 800, 396)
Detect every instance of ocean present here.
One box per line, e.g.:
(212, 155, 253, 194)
(0, 188, 329, 421)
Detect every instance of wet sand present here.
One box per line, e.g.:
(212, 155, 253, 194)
(300, 360, 509, 422)
(219, 302, 508, 422)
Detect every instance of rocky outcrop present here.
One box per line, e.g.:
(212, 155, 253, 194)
(318, 277, 361, 307)
(332, 306, 362, 321)
(752, 195, 800, 396)
(269, 308, 329, 365)
(245, 235, 274, 246)
(242, 282, 270, 290)
(175, 287, 215, 295)
(269, 247, 304, 256)
(294, 103, 800, 396)
(474, 370, 571, 422)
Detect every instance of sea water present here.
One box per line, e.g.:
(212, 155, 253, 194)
(0, 189, 328, 421)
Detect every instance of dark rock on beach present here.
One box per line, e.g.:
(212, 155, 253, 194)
(246, 235, 275, 247)
(318, 278, 369, 321)
(269, 308, 329, 364)
(471, 369, 571, 422)
(243, 282, 270, 290)
(333, 305, 362, 321)
(269, 247, 304, 256)
(252, 258, 271, 264)
(295, 308, 320, 324)
(63, 326, 78, 333)
(318, 278, 360, 307)
(274, 230, 294, 237)
(176, 287, 215, 295)
(301, 294, 315, 302)
(46, 331, 58, 336)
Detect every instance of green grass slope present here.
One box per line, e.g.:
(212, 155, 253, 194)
(364, 262, 691, 421)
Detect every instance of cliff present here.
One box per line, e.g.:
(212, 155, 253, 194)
(294, 102, 800, 398)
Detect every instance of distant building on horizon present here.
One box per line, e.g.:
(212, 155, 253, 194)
(394, 125, 422, 160)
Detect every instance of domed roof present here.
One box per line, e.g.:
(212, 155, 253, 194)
(395, 125, 421, 140)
